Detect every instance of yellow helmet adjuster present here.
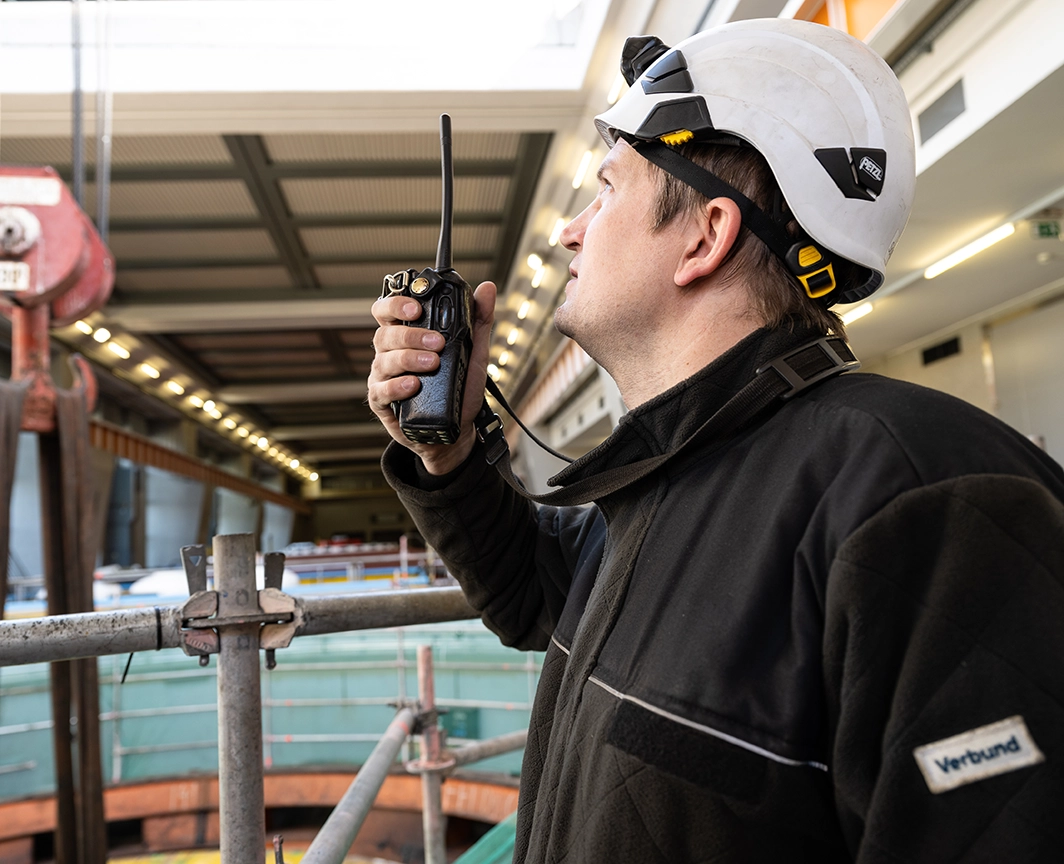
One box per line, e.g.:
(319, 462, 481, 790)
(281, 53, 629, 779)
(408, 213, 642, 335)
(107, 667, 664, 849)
(787, 244, 837, 300)
(659, 129, 695, 146)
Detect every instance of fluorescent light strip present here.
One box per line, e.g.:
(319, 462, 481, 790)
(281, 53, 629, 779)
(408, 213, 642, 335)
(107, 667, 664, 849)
(841, 302, 873, 325)
(924, 223, 1015, 279)
(572, 150, 594, 189)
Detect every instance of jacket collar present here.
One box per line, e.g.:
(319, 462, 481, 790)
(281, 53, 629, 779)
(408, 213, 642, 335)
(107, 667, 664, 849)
(548, 324, 826, 487)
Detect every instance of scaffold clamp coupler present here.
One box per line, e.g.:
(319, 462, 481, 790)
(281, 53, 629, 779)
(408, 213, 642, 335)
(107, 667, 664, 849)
(179, 590, 219, 658)
(259, 588, 305, 651)
(405, 753, 457, 774)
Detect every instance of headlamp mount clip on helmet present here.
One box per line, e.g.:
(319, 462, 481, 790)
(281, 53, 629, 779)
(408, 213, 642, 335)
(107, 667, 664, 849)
(599, 22, 917, 308)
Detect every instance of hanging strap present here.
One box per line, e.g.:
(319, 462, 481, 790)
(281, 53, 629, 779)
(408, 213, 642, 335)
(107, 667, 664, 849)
(474, 336, 858, 507)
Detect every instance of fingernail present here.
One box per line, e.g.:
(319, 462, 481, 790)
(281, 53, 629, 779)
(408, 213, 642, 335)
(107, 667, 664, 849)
(422, 332, 444, 349)
(417, 353, 436, 367)
(401, 378, 416, 392)
(403, 302, 420, 317)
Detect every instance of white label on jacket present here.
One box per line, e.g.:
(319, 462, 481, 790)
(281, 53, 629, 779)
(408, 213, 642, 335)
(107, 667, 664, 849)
(913, 716, 1044, 794)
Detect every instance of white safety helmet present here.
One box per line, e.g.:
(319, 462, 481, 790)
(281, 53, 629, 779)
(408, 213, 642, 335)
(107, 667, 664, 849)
(595, 18, 916, 306)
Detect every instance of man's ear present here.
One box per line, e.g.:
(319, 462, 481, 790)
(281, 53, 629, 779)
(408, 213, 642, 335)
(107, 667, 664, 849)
(675, 197, 742, 287)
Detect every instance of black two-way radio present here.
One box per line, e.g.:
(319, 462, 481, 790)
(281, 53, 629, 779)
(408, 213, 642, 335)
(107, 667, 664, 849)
(381, 114, 474, 445)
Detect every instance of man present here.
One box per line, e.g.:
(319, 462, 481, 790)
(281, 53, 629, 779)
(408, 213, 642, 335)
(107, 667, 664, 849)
(369, 19, 1064, 863)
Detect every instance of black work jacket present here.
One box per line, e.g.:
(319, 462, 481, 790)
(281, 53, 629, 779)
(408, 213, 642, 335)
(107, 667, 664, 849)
(383, 326, 1064, 863)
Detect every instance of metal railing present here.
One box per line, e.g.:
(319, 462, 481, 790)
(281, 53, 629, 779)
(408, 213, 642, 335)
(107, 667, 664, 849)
(0, 533, 529, 864)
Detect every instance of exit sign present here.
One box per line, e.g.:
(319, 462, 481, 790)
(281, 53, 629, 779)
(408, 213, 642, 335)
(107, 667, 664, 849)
(1031, 220, 1061, 239)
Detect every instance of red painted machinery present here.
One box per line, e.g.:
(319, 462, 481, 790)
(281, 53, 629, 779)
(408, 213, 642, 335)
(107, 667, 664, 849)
(1, 164, 115, 864)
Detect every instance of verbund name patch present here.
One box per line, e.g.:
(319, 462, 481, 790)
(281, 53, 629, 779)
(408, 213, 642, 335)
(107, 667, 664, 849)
(913, 715, 1044, 794)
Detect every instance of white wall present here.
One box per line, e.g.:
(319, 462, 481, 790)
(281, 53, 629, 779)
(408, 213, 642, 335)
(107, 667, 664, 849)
(144, 467, 204, 568)
(862, 322, 995, 415)
(864, 301, 1064, 469)
(260, 502, 293, 553)
(215, 487, 257, 537)
(987, 297, 1064, 465)
(8, 432, 42, 582)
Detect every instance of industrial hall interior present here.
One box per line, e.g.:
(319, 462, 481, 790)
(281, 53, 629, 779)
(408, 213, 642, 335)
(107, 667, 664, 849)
(1, 0, 1063, 862)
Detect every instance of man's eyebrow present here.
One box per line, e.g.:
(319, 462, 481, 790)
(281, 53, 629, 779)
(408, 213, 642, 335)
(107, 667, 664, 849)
(596, 164, 608, 183)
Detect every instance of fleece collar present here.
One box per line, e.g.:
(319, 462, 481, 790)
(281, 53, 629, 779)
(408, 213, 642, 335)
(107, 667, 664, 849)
(547, 324, 826, 489)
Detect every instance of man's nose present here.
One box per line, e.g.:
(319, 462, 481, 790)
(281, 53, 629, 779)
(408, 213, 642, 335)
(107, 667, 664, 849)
(560, 210, 586, 251)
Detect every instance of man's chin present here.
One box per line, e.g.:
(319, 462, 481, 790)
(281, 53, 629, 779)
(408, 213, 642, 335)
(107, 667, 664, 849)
(553, 307, 575, 340)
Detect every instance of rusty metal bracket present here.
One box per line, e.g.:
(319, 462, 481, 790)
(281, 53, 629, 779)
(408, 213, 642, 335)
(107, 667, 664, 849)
(179, 590, 219, 660)
(405, 752, 457, 774)
(260, 588, 304, 651)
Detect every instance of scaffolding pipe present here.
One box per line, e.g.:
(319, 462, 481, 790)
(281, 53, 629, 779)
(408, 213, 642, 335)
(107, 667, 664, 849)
(300, 706, 417, 864)
(418, 646, 447, 864)
(214, 534, 265, 863)
(0, 606, 184, 667)
(299, 587, 477, 636)
(450, 729, 528, 768)
(0, 588, 477, 668)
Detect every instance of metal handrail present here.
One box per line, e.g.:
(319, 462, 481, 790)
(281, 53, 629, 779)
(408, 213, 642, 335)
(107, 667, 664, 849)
(0, 586, 478, 667)
(0, 537, 521, 864)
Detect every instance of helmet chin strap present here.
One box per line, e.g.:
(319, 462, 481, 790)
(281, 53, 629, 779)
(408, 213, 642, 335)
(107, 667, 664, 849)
(629, 138, 842, 304)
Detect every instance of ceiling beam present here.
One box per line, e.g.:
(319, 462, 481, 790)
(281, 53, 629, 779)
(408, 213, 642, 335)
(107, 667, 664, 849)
(299, 448, 384, 462)
(320, 330, 355, 379)
(270, 422, 384, 441)
(109, 212, 504, 233)
(58, 160, 515, 183)
(224, 134, 319, 291)
(105, 298, 377, 333)
(114, 254, 494, 270)
(218, 380, 368, 404)
(110, 286, 376, 305)
(491, 132, 553, 289)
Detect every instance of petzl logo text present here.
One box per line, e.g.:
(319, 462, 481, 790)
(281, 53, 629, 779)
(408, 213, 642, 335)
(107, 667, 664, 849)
(913, 716, 1044, 794)
(858, 156, 883, 182)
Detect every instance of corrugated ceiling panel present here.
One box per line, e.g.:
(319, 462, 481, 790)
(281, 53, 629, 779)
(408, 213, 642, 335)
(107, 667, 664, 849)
(108, 230, 276, 261)
(314, 262, 420, 287)
(301, 224, 498, 258)
(315, 260, 493, 287)
(264, 132, 521, 163)
(199, 350, 332, 366)
(179, 332, 323, 350)
(117, 266, 293, 292)
(337, 329, 377, 345)
(281, 176, 510, 216)
(84, 181, 258, 219)
(0, 135, 231, 166)
(219, 365, 337, 381)
(455, 261, 494, 285)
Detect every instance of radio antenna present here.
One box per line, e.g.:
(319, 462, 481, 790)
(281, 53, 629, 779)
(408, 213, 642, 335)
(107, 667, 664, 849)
(436, 113, 454, 271)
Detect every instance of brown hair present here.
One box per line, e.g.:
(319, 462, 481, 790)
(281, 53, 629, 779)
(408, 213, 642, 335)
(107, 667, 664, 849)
(649, 142, 860, 337)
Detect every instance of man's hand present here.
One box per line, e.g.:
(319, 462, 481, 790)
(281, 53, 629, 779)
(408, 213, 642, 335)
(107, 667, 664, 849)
(369, 281, 496, 475)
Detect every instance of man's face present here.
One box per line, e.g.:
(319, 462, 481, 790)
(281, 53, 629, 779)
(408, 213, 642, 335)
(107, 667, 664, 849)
(555, 140, 685, 365)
